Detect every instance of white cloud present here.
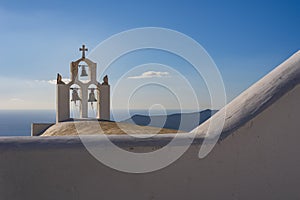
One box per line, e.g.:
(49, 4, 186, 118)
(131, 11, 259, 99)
(0, 77, 55, 110)
(10, 98, 25, 102)
(128, 71, 170, 79)
(35, 78, 71, 85)
(47, 79, 57, 85)
(34, 80, 48, 84)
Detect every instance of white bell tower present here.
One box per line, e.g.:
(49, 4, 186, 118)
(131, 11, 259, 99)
(56, 45, 110, 123)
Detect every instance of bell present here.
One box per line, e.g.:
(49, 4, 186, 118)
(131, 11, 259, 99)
(80, 65, 88, 77)
(71, 88, 81, 104)
(88, 88, 97, 102)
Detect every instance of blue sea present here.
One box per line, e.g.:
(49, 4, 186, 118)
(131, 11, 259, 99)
(0, 110, 56, 136)
(0, 109, 188, 136)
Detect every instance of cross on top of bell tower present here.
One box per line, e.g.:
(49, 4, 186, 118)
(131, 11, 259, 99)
(79, 44, 88, 58)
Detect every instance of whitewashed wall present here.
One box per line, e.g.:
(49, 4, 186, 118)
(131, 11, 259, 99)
(1, 51, 300, 200)
(0, 80, 300, 200)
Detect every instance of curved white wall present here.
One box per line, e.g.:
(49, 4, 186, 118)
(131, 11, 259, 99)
(1, 85, 300, 200)
(1, 51, 300, 199)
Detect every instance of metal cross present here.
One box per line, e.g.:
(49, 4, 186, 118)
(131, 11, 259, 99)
(79, 44, 88, 58)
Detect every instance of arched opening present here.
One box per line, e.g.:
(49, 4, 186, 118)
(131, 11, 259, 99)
(78, 61, 90, 83)
(70, 84, 81, 119)
(88, 84, 98, 118)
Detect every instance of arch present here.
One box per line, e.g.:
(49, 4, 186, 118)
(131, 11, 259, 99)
(70, 84, 81, 119)
(88, 84, 98, 118)
(78, 61, 91, 83)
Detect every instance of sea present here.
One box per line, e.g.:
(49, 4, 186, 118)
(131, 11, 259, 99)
(0, 109, 187, 136)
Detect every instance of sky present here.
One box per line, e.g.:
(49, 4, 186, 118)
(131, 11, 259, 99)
(0, 0, 299, 111)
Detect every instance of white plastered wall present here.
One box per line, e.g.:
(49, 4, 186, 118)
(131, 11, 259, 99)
(1, 84, 300, 200)
(4, 51, 300, 199)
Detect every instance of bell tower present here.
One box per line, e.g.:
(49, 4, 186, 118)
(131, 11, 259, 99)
(56, 45, 110, 123)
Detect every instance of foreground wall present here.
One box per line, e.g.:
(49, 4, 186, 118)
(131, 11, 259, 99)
(0, 85, 300, 200)
(1, 51, 300, 200)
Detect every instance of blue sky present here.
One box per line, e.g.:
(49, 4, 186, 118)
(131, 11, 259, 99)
(0, 0, 299, 110)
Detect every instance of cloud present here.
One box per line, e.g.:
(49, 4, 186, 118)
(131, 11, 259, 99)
(47, 79, 57, 84)
(47, 78, 71, 84)
(128, 71, 170, 79)
(10, 98, 25, 102)
(35, 78, 71, 85)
